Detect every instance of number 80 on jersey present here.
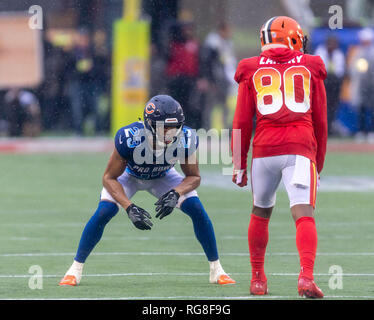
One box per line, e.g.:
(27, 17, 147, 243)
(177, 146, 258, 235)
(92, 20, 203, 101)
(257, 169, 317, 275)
(253, 66, 311, 115)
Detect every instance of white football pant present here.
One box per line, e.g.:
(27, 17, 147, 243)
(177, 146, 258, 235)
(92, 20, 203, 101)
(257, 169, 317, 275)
(251, 155, 318, 208)
(100, 168, 198, 208)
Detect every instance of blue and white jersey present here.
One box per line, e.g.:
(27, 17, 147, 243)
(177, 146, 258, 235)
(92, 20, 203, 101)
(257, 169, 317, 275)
(114, 122, 199, 180)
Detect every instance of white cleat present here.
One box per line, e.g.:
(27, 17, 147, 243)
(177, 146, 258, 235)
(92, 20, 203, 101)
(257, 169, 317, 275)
(209, 260, 236, 285)
(59, 261, 84, 286)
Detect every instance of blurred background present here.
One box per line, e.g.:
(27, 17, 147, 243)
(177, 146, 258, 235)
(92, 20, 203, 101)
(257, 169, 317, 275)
(1, 1, 374, 301)
(0, 0, 374, 141)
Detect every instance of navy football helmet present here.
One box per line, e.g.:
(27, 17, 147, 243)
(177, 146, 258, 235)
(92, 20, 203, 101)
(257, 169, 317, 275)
(143, 95, 185, 147)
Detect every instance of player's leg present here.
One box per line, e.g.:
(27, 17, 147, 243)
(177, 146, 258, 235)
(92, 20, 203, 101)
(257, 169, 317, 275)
(149, 168, 235, 284)
(179, 197, 234, 284)
(282, 155, 323, 298)
(249, 156, 284, 294)
(59, 200, 119, 286)
(59, 172, 137, 286)
(74, 200, 119, 263)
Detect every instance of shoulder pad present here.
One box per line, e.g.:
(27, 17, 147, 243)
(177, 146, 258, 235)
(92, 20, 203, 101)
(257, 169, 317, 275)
(234, 57, 259, 83)
(304, 54, 327, 80)
(114, 122, 145, 159)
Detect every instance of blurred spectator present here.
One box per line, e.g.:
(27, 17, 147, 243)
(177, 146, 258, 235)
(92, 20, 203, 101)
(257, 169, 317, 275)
(66, 28, 100, 135)
(165, 21, 201, 128)
(199, 22, 237, 129)
(150, 43, 167, 97)
(346, 0, 374, 26)
(38, 41, 72, 132)
(2, 88, 41, 137)
(143, 0, 179, 97)
(314, 36, 345, 136)
(143, 0, 178, 55)
(92, 30, 111, 133)
(348, 27, 374, 143)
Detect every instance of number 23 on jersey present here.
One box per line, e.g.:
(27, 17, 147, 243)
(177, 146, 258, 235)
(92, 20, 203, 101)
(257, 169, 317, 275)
(253, 66, 311, 115)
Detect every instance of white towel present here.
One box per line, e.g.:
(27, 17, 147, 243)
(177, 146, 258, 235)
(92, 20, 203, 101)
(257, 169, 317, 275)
(290, 155, 310, 188)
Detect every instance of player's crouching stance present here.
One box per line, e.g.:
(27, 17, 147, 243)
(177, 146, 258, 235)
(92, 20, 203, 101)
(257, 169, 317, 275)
(231, 17, 327, 298)
(59, 95, 235, 287)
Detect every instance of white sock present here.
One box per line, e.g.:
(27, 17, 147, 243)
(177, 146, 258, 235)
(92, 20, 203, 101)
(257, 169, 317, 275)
(209, 260, 226, 283)
(66, 260, 84, 276)
(209, 260, 225, 273)
(63, 260, 84, 284)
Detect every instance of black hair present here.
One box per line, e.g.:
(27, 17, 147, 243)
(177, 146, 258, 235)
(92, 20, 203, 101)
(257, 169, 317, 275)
(303, 35, 308, 53)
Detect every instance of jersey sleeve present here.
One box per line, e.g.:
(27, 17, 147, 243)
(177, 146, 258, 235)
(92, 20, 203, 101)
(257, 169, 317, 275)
(231, 79, 256, 170)
(306, 54, 327, 80)
(311, 78, 328, 173)
(234, 57, 258, 83)
(114, 127, 131, 160)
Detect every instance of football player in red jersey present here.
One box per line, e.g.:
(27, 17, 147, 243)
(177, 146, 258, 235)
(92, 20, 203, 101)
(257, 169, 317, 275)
(231, 16, 327, 298)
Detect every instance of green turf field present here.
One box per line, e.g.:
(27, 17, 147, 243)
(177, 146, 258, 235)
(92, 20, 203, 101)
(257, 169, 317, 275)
(0, 151, 373, 300)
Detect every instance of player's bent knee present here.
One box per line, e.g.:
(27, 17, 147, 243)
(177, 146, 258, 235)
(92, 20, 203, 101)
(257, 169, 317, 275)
(95, 200, 119, 223)
(180, 196, 209, 219)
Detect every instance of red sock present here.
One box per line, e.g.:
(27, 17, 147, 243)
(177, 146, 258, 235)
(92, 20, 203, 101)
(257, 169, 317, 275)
(295, 216, 318, 280)
(248, 214, 269, 281)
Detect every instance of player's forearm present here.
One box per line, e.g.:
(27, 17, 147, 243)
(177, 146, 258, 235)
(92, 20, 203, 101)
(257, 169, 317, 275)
(312, 80, 328, 173)
(314, 118, 327, 172)
(313, 134, 327, 173)
(231, 80, 253, 170)
(231, 123, 251, 170)
(102, 177, 132, 210)
(316, 151, 326, 174)
(174, 175, 201, 196)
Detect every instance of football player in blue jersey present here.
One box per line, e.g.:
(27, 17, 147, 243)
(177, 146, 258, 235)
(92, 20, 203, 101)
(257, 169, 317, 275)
(59, 95, 235, 286)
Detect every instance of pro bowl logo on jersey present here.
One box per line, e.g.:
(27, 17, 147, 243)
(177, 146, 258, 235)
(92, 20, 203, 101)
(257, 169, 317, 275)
(145, 103, 156, 114)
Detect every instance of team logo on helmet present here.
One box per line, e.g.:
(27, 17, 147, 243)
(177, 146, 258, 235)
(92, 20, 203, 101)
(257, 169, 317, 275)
(145, 103, 156, 114)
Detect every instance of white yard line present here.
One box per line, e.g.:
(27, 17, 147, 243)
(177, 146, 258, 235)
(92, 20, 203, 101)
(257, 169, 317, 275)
(4, 234, 374, 241)
(1, 272, 374, 279)
(1, 251, 374, 257)
(3, 221, 374, 228)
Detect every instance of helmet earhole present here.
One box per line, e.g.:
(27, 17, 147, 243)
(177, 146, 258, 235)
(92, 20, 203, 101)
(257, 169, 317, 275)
(292, 38, 297, 45)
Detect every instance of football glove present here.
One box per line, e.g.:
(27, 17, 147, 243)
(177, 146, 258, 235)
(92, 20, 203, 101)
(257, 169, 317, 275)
(232, 169, 248, 187)
(126, 204, 153, 230)
(155, 189, 180, 220)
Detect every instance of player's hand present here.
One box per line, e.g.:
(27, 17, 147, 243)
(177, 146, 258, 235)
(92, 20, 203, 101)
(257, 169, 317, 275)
(155, 189, 180, 220)
(232, 169, 248, 187)
(126, 204, 153, 230)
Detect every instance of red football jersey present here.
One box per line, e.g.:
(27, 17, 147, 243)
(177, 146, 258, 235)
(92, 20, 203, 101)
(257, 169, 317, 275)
(231, 47, 328, 173)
